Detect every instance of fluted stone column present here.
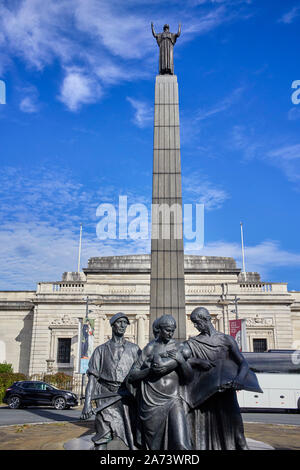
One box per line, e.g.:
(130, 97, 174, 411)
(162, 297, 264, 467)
(98, 314, 107, 345)
(150, 74, 186, 341)
(136, 314, 148, 348)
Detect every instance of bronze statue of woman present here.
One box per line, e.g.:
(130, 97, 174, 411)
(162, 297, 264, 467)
(151, 22, 181, 75)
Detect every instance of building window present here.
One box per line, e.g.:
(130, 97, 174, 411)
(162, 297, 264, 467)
(253, 338, 267, 353)
(57, 338, 71, 363)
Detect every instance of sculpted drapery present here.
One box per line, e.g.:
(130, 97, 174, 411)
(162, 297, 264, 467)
(184, 307, 262, 450)
(127, 315, 193, 450)
(82, 309, 261, 451)
(186, 334, 249, 450)
(151, 23, 181, 75)
(87, 339, 140, 449)
(80, 313, 140, 450)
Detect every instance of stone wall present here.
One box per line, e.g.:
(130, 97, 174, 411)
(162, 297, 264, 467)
(0, 291, 35, 375)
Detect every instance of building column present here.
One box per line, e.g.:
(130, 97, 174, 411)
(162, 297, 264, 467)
(28, 305, 38, 376)
(98, 314, 107, 346)
(136, 314, 148, 348)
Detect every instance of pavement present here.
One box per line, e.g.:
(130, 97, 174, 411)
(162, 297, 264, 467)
(0, 419, 299, 450)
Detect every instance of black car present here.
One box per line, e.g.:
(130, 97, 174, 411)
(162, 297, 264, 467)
(3, 381, 78, 410)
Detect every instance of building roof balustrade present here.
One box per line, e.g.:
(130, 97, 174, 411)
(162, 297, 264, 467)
(37, 282, 85, 294)
(227, 282, 288, 295)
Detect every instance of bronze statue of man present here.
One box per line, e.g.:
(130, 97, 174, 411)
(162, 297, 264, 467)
(80, 312, 140, 449)
(151, 22, 181, 74)
(185, 307, 253, 450)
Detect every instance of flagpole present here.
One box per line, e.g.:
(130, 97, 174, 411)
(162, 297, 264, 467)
(240, 221, 246, 274)
(77, 223, 82, 273)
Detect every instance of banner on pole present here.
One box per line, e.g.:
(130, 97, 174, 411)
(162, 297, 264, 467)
(229, 319, 242, 350)
(229, 319, 247, 351)
(78, 317, 95, 374)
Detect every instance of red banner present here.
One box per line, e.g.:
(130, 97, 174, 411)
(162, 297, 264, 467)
(229, 319, 242, 351)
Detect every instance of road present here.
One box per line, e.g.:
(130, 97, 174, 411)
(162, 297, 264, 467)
(0, 405, 300, 427)
(0, 406, 92, 426)
(242, 411, 300, 426)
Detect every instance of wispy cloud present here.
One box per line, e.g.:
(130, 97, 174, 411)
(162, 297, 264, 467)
(231, 125, 300, 185)
(183, 5, 233, 36)
(0, 0, 253, 111)
(185, 239, 300, 281)
(0, 164, 152, 289)
(127, 97, 153, 128)
(288, 107, 300, 121)
(0, 165, 95, 228)
(231, 124, 263, 161)
(19, 96, 38, 113)
(0, 220, 151, 290)
(278, 6, 300, 24)
(267, 144, 300, 182)
(18, 85, 40, 113)
(183, 171, 230, 210)
(195, 87, 244, 121)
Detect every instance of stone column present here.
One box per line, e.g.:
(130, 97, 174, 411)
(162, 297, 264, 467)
(150, 74, 186, 341)
(136, 314, 148, 348)
(98, 314, 107, 345)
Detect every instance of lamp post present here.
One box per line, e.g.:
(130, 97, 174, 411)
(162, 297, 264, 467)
(240, 222, 246, 274)
(218, 284, 231, 334)
(232, 296, 240, 320)
(80, 296, 93, 404)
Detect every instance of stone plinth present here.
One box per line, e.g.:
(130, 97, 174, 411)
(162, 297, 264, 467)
(64, 435, 274, 451)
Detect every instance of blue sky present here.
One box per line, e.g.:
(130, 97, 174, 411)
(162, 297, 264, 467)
(0, 0, 300, 290)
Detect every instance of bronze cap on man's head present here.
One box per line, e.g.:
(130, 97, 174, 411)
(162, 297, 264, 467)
(110, 312, 130, 326)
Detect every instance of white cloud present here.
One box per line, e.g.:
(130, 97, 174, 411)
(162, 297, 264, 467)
(0, 0, 252, 111)
(183, 172, 230, 210)
(278, 7, 300, 24)
(185, 239, 300, 281)
(126, 97, 153, 128)
(231, 125, 300, 185)
(267, 144, 300, 182)
(0, 0, 73, 70)
(268, 143, 300, 162)
(0, 164, 152, 289)
(183, 5, 229, 36)
(19, 96, 39, 113)
(74, 0, 151, 60)
(94, 62, 140, 85)
(196, 87, 244, 121)
(0, 214, 153, 289)
(0, 219, 150, 290)
(288, 107, 300, 121)
(58, 69, 102, 111)
(231, 125, 263, 161)
(0, 163, 298, 289)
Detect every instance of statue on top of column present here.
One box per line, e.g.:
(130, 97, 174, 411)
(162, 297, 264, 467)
(151, 22, 181, 75)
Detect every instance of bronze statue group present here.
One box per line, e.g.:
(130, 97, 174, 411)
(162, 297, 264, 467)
(80, 307, 261, 451)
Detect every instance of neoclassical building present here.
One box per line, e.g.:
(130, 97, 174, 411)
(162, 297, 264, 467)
(0, 254, 300, 376)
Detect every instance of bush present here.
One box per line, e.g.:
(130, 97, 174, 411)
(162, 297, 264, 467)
(0, 363, 13, 373)
(0, 372, 27, 403)
(43, 372, 73, 390)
